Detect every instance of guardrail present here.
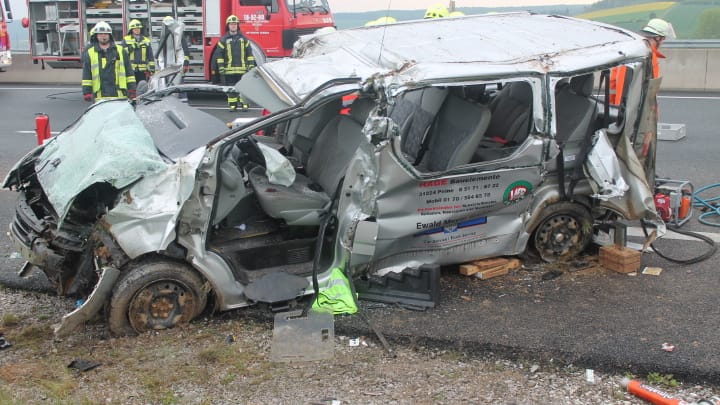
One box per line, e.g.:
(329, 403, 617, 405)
(2, 47, 720, 91)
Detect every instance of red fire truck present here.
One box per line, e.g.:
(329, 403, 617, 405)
(23, 0, 334, 80)
(0, 0, 12, 70)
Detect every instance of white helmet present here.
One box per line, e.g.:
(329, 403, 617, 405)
(92, 21, 112, 35)
(90, 21, 113, 42)
(642, 18, 676, 39)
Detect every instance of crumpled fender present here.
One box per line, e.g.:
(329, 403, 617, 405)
(54, 267, 120, 337)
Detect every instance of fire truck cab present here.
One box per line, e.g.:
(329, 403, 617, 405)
(24, 0, 334, 78)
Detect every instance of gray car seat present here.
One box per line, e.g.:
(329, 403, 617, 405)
(390, 87, 449, 164)
(474, 82, 533, 161)
(552, 73, 598, 171)
(416, 91, 492, 172)
(248, 98, 375, 226)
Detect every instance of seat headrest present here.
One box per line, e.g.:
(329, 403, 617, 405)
(508, 82, 533, 103)
(348, 97, 375, 124)
(570, 74, 594, 97)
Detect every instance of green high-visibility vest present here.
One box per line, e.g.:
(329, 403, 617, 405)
(313, 268, 358, 315)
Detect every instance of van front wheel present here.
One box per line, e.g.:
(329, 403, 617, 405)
(107, 260, 208, 336)
(531, 202, 592, 262)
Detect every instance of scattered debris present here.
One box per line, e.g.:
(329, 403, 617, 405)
(348, 337, 368, 347)
(8, 252, 22, 259)
(0, 335, 11, 350)
(599, 245, 641, 273)
(225, 334, 235, 344)
(585, 369, 595, 384)
(568, 260, 592, 272)
(541, 269, 563, 281)
(530, 364, 540, 373)
(662, 342, 675, 352)
(67, 359, 101, 372)
(642, 267, 663, 276)
(460, 295, 472, 302)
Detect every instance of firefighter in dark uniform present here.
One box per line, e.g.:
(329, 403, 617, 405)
(81, 21, 137, 102)
(214, 15, 256, 111)
(122, 19, 155, 84)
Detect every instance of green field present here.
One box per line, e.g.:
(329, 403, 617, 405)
(578, 0, 720, 39)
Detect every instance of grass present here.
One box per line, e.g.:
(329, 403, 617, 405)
(646, 372, 679, 388)
(577, 2, 675, 20)
(1, 313, 21, 327)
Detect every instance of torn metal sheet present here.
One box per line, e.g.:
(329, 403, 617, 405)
(105, 147, 205, 258)
(585, 130, 629, 200)
(54, 266, 120, 337)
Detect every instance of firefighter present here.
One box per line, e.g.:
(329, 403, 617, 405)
(122, 19, 155, 84)
(424, 4, 449, 19)
(81, 21, 136, 102)
(609, 18, 675, 105)
(214, 15, 256, 111)
(640, 18, 675, 78)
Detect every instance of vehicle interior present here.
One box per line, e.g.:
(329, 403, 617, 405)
(206, 95, 375, 285)
(203, 74, 617, 285)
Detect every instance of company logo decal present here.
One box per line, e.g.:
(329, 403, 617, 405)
(503, 181, 532, 205)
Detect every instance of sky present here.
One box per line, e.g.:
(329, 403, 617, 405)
(327, 0, 599, 13)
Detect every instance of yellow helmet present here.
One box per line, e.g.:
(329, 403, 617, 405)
(424, 4, 449, 19)
(226, 15, 240, 24)
(163, 16, 175, 25)
(449, 11, 465, 17)
(129, 19, 142, 30)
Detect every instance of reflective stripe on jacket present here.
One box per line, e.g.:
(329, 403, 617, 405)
(122, 34, 155, 72)
(215, 33, 256, 75)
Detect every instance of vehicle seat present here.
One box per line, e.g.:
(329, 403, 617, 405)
(554, 73, 598, 170)
(255, 98, 343, 166)
(556, 73, 596, 144)
(248, 98, 374, 226)
(391, 87, 449, 164)
(416, 92, 491, 172)
(474, 82, 533, 161)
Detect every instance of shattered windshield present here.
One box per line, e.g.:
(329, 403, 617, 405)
(286, 0, 329, 14)
(36, 101, 168, 222)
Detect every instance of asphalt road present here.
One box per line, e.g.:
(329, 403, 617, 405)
(1, 85, 719, 383)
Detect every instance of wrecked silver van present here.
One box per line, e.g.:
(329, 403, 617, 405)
(4, 12, 663, 336)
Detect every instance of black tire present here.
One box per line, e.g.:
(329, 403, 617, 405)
(107, 260, 208, 336)
(531, 202, 593, 262)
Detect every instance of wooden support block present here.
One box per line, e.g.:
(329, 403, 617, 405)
(470, 257, 510, 270)
(599, 245, 641, 273)
(475, 258, 521, 280)
(459, 264, 481, 276)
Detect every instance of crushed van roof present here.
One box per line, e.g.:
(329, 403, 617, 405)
(256, 12, 650, 101)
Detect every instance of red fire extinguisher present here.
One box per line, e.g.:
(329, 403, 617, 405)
(35, 113, 51, 145)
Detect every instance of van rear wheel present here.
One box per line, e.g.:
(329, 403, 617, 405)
(531, 202, 592, 262)
(107, 260, 207, 336)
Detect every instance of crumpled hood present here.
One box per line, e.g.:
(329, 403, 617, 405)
(35, 101, 168, 223)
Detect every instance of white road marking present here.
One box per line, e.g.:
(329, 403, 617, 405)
(658, 95, 720, 100)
